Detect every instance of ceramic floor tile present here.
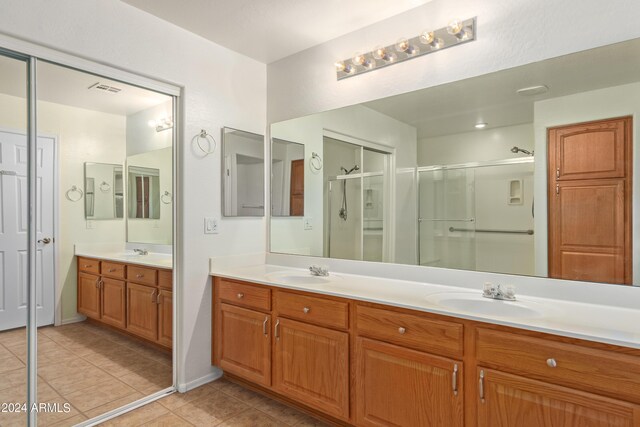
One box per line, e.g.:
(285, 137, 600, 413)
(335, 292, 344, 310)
(35, 397, 83, 426)
(83, 392, 145, 420)
(65, 378, 137, 412)
(0, 354, 25, 374)
(213, 379, 268, 407)
(253, 395, 311, 426)
(99, 402, 169, 427)
(218, 408, 284, 427)
(293, 414, 332, 426)
(172, 392, 249, 426)
(0, 328, 26, 347)
(47, 413, 88, 427)
(140, 413, 194, 427)
(0, 367, 27, 391)
(118, 369, 172, 395)
(38, 357, 95, 381)
(157, 385, 219, 411)
(46, 366, 115, 396)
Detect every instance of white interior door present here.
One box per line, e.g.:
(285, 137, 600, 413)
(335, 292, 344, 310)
(0, 130, 55, 330)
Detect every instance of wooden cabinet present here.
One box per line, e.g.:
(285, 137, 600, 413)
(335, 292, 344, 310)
(158, 289, 173, 348)
(212, 277, 640, 427)
(126, 282, 159, 341)
(478, 368, 639, 427)
(101, 277, 126, 329)
(273, 317, 349, 419)
(77, 272, 101, 320)
(76, 257, 173, 349)
(217, 303, 271, 387)
(356, 337, 463, 427)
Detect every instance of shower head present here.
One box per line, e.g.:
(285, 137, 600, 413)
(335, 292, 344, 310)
(511, 146, 534, 156)
(341, 165, 360, 175)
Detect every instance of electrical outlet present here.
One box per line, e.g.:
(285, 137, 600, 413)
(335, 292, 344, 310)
(303, 217, 313, 230)
(204, 217, 219, 234)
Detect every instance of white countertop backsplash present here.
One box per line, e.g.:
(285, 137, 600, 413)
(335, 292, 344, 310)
(75, 243, 173, 269)
(210, 252, 640, 350)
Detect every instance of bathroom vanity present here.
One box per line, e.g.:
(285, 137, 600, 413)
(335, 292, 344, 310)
(77, 255, 173, 349)
(211, 266, 640, 426)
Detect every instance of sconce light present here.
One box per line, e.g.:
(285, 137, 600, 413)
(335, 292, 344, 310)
(335, 17, 476, 80)
(148, 117, 174, 132)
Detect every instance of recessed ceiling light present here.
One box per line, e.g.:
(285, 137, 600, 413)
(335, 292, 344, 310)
(475, 122, 487, 129)
(517, 85, 548, 96)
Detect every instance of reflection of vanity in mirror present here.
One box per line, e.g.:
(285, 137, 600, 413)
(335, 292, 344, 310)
(222, 127, 265, 217)
(84, 162, 124, 219)
(271, 38, 640, 287)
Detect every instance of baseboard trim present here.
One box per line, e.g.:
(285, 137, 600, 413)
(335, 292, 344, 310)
(60, 314, 86, 325)
(177, 370, 222, 392)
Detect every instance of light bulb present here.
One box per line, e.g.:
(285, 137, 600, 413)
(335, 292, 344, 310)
(352, 52, 366, 66)
(406, 45, 420, 55)
(395, 38, 410, 53)
(344, 64, 356, 74)
(372, 46, 387, 60)
(447, 18, 464, 36)
(147, 119, 157, 128)
(363, 60, 375, 70)
(475, 122, 488, 129)
(419, 31, 434, 45)
(431, 37, 445, 50)
(335, 61, 346, 72)
(385, 52, 398, 62)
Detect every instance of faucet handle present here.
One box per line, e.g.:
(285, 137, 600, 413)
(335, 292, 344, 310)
(504, 285, 516, 299)
(482, 282, 494, 297)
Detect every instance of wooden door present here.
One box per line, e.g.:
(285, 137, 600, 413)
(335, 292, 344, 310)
(478, 368, 639, 427)
(290, 159, 304, 216)
(78, 272, 101, 320)
(126, 283, 158, 341)
(273, 317, 349, 420)
(101, 277, 126, 329)
(548, 117, 632, 284)
(157, 289, 173, 348)
(218, 303, 271, 387)
(356, 337, 463, 427)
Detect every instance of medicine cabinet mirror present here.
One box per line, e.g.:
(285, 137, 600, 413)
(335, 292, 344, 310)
(222, 127, 265, 217)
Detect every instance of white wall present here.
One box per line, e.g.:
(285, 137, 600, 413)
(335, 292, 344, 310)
(270, 104, 417, 262)
(0, 93, 126, 322)
(0, 0, 267, 389)
(126, 100, 173, 156)
(418, 124, 534, 166)
(267, 0, 640, 123)
(533, 82, 640, 284)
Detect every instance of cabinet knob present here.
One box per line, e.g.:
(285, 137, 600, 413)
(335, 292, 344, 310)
(398, 327, 406, 334)
(237, 293, 244, 299)
(85, 265, 91, 268)
(109, 268, 116, 273)
(546, 358, 557, 368)
(136, 274, 144, 278)
(303, 307, 310, 314)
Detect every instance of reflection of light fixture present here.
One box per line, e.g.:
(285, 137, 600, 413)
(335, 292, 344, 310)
(148, 117, 173, 132)
(335, 17, 476, 80)
(517, 85, 549, 96)
(475, 122, 488, 129)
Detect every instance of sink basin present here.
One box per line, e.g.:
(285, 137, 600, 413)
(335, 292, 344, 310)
(265, 271, 337, 286)
(426, 292, 544, 318)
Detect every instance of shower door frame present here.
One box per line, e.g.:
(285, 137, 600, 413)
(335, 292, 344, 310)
(0, 33, 182, 427)
(416, 156, 535, 267)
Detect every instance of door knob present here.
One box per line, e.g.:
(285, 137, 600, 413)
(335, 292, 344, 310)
(38, 237, 52, 244)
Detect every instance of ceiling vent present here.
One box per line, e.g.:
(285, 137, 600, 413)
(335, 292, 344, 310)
(88, 82, 122, 94)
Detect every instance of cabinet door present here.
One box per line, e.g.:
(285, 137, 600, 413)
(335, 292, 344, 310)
(356, 337, 463, 427)
(478, 368, 640, 427)
(78, 272, 101, 320)
(101, 277, 126, 329)
(218, 303, 271, 387)
(273, 317, 349, 420)
(157, 289, 173, 348)
(126, 283, 158, 341)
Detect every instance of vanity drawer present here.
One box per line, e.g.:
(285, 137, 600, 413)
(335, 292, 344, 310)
(158, 269, 172, 289)
(127, 265, 158, 286)
(476, 328, 640, 403)
(101, 261, 126, 279)
(78, 257, 100, 275)
(356, 304, 463, 357)
(275, 291, 349, 330)
(218, 279, 271, 312)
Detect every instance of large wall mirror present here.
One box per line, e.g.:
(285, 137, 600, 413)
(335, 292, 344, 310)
(270, 37, 640, 287)
(222, 127, 265, 217)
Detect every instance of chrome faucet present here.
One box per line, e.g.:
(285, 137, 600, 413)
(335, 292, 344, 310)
(309, 265, 329, 277)
(482, 283, 516, 301)
(133, 248, 149, 255)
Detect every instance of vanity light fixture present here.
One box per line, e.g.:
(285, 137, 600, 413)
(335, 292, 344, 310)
(148, 117, 174, 132)
(335, 17, 476, 80)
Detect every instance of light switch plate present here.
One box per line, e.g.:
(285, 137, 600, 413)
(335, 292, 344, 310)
(303, 217, 313, 230)
(204, 217, 219, 234)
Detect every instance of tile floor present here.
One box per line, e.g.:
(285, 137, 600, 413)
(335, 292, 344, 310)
(99, 377, 330, 427)
(0, 321, 172, 426)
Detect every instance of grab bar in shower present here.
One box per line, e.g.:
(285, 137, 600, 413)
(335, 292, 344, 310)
(419, 218, 475, 222)
(449, 226, 534, 235)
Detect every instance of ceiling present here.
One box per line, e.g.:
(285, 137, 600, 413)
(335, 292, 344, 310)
(0, 58, 170, 116)
(365, 38, 640, 139)
(121, 0, 432, 63)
